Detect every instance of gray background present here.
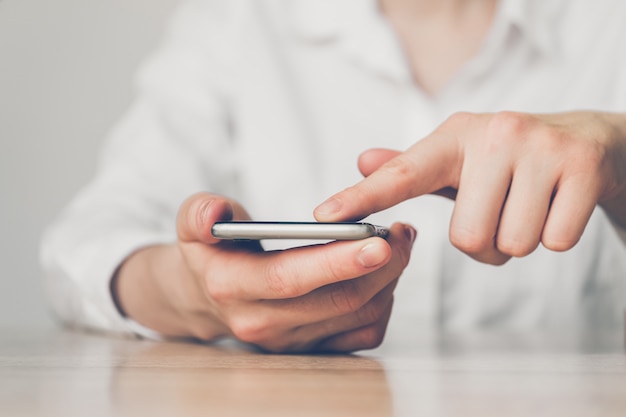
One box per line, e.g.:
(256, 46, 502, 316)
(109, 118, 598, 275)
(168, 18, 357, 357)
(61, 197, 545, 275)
(0, 0, 179, 328)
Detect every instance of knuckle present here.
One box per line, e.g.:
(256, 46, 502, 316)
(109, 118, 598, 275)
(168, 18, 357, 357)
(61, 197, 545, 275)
(449, 226, 493, 255)
(444, 111, 474, 128)
(329, 281, 366, 315)
(345, 185, 381, 215)
(205, 279, 234, 303)
(343, 186, 385, 217)
(229, 315, 271, 345)
(380, 154, 415, 179)
(263, 258, 301, 298)
(372, 156, 420, 202)
(356, 325, 386, 350)
(356, 297, 388, 326)
(529, 126, 574, 160)
(487, 111, 532, 140)
(496, 236, 539, 258)
(541, 232, 579, 252)
(566, 140, 606, 174)
(539, 126, 566, 147)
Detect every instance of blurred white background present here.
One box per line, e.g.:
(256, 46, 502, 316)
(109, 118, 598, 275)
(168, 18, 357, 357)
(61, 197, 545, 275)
(0, 0, 179, 328)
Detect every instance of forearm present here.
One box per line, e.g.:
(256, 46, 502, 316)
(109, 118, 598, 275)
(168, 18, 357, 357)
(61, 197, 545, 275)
(111, 244, 227, 340)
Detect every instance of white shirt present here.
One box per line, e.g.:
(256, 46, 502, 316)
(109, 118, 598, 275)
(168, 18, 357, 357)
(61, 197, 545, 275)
(40, 0, 626, 338)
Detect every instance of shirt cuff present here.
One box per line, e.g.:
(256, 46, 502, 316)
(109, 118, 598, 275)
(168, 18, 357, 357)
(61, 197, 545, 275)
(41, 229, 177, 336)
(93, 232, 178, 334)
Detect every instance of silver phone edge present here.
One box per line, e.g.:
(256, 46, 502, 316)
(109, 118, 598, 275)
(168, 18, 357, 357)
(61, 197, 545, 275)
(211, 222, 389, 240)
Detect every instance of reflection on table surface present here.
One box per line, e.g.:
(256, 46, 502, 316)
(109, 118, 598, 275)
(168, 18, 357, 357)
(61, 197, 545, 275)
(0, 324, 624, 417)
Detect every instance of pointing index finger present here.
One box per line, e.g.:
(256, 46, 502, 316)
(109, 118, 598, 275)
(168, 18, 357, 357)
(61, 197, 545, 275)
(314, 132, 459, 222)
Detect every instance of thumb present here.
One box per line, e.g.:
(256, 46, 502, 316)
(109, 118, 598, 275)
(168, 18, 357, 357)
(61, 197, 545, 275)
(176, 193, 237, 244)
(358, 148, 402, 177)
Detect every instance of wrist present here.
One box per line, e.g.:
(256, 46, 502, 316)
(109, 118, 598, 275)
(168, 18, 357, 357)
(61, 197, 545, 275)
(112, 244, 227, 340)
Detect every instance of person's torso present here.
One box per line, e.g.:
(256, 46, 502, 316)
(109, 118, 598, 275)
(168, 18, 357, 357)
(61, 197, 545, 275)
(198, 0, 626, 330)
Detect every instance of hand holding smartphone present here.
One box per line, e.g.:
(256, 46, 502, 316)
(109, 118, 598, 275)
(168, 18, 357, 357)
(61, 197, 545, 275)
(211, 221, 390, 241)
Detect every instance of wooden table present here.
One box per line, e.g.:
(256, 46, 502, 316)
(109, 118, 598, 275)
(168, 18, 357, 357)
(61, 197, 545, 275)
(0, 325, 624, 416)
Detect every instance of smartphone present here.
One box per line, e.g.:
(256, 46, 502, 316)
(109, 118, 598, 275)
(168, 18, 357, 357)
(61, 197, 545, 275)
(211, 221, 390, 241)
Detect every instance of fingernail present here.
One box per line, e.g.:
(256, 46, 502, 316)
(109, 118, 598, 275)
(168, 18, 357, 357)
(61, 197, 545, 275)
(315, 197, 342, 216)
(358, 243, 387, 268)
(404, 225, 417, 244)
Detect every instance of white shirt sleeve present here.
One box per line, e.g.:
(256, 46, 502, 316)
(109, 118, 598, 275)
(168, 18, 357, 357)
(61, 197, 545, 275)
(40, 0, 239, 335)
